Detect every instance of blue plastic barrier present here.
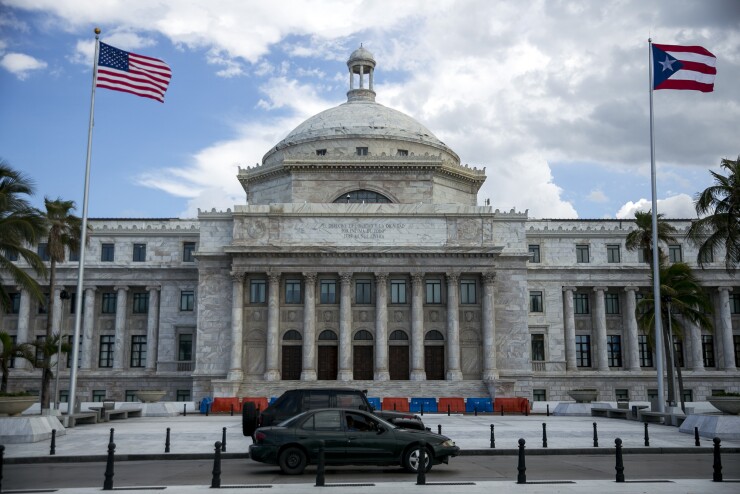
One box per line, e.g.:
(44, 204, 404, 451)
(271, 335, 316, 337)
(199, 397, 213, 414)
(410, 397, 438, 413)
(366, 397, 381, 411)
(268, 396, 278, 406)
(465, 397, 493, 413)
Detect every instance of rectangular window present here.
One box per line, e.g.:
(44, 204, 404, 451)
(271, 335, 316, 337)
(615, 389, 629, 401)
(531, 334, 545, 361)
(730, 294, 740, 314)
(285, 280, 301, 304)
(638, 248, 649, 264)
(528, 244, 541, 263)
(38, 293, 49, 314)
(605, 293, 620, 314)
(59, 390, 69, 403)
(7, 335, 17, 368)
(180, 290, 195, 311)
(529, 291, 543, 312)
(125, 390, 137, 402)
(319, 280, 336, 304)
(130, 335, 146, 367)
(178, 333, 193, 361)
(672, 336, 684, 367)
(132, 292, 149, 314)
(638, 334, 653, 367)
(250, 280, 266, 304)
(574, 293, 590, 314)
(682, 389, 693, 402)
(460, 280, 476, 304)
(101, 292, 117, 314)
(533, 389, 546, 402)
(183, 242, 196, 262)
(425, 280, 441, 304)
(607, 244, 621, 263)
(101, 243, 115, 262)
(390, 279, 407, 304)
(69, 247, 79, 262)
(355, 280, 371, 304)
(735, 335, 740, 368)
(576, 244, 590, 263)
(397, 149, 408, 156)
(702, 335, 715, 367)
(668, 244, 683, 263)
(99, 335, 114, 368)
(92, 390, 106, 402)
(700, 248, 714, 263)
(576, 335, 591, 367)
(356, 147, 368, 156)
(316, 149, 327, 156)
(607, 335, 622, 367)
(4, 249, 18, 261)
(133, 243, 146, 262)
(176, 390, 191, 402)
(8, 293, 20, 314)
(38, 242, 50, 261)
(65, 334, 81, 368)
(647, 389, 658, 401)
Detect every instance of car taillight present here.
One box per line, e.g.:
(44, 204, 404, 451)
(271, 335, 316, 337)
(255, 431, 266, 442)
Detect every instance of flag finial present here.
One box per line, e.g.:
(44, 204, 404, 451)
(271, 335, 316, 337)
(94, 27, 101, 35)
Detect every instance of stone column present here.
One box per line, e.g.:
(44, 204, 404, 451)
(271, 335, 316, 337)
(145, 286, 160, 371)
(717, 287, 736, 370)
(301, 272, 317, 381)
(81, 287, 96, 369)
(228, 272, 245, 381)
(264, 272, 281, 381)
(52, 287, 63, 337)
(16, 287, 31, 369)
(593, 287, 608, 371)
(374, 273, 390, 381)
(338, 272, 353, 381)
(623, 287, 640, 371)
(562, 287, 577, 371)
(481, 272, 497, 380)
(410, 273, 426, 381)
(687, 319, 705, 371)
(445, 272, 463, 380)
(113, 286, 128, 369)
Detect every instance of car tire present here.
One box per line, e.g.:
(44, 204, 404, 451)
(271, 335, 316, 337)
(242, 402, 258, 437)
(402, 444, 433, 473)
(278, 446, 308, 475)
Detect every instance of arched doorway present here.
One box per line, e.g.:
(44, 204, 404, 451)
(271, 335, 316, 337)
(318, 330, 338, 380)
(353, 330, 374, 380)
(388, 330, 409, 380)
(281, 330, 302, 380)
(424, 330, 445, 380)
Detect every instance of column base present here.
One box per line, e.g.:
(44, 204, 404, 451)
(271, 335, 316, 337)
(410, 370, 426, 381)
(446, 369, 463, 380)
(227, 369, 244, 382)
(482, 370, 499, 381)
(374, 371, 390, 381)
(263, 370, 281, 381)
(337, 370, 353, 381)
(300, 370, 317, 381)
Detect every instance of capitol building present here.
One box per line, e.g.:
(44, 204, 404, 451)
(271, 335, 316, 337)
(3, 48, 738, 404)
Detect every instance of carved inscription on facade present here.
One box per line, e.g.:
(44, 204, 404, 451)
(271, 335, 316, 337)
(280, 218, 446, 245)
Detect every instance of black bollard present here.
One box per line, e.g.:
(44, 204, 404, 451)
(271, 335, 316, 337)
(593, 422, 598, 447)
(490, 424, 495, 449)
(517, 438, 527, 484)
(615, 438, 625, 482)
(474, 405, 478, 417)
(525, 402, 529, 416)
(501, 405, 504, 416)
(394, 403, 397, 411)
(165, 427, 171, 453)
(447, 404, 451, 416)
(546, 404, 550, 417)
(416, 442, 426, 485)
(221, 427, 227, 452)
(183, 403, 187, 416)
(50, 429, 56, 455)
(1, 444, 5, 493)
(694, 427, 700, 447)
(109, 428, 114, 444)
(420, 402, 424, 416)
(438, 424, 442, 435)
(103, 441, 116, 490)
(316, 441, 326, 486)
(211, 441, 222, 488)
(205, 403, 209, 416)
(230, 403, 234, 416)
(542, 423, 547, 448)
(644, 422, 649, 446)
(713, 437, 722, 482)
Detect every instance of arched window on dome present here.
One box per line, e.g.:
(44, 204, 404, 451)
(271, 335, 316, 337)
(318, 330, 338, 341)
(354, 330, 373, 341)
(282, 330, 302, 341)
(425, 330, 445, 341)
(334, 190, 391, 204)
(389, 330, 408, 341)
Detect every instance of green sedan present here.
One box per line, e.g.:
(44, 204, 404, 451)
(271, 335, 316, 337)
(248, 408, 460, 475)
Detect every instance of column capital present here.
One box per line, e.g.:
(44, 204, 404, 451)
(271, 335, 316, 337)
(562, 286, 577, 293)
(592, 286, 608, 293)
(446, 272, 460, 285)
(717, 286, 733, 293)
(145, 285, 161, 292)
(411, 272, 424, 285)
(230, 271, 245, 283)
(374, 272, 388, 283)
(302, 272, 318, 284)
(482, 271, 496, 285)
(267, 272, 281, 284)
(113, 285, 129, 292)
(339, 272, 353, 284)
(624, 286, 640, 293)
(84, 285, 98, 292)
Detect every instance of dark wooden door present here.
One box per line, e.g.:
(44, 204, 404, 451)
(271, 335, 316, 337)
(281, 346, 302, 380)
(389, 346, 409, 380)
(318, 346, 338, 380)
(425, 346, 445, 380)
(353, 346, 373, 380)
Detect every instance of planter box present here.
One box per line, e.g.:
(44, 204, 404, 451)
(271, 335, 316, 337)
(707, 397, 740, 415)
(135, 390, 167, 403)
(568, 389, 599, 403)
(0, 396, 37, 416)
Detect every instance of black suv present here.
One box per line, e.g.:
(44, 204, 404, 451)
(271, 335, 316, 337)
(242, 388, 425, 437)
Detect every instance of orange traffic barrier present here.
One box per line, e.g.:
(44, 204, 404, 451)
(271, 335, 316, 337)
(211, 397, 240, 413)
(382, 397, 409, 412)
(438, 397, 465, 413)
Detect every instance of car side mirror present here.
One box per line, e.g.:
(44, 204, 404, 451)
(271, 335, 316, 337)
(376, 426, 386, 435)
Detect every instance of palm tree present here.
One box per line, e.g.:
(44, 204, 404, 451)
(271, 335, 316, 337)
(0, 161, 46, 310)
(687, 156, 740, 274)
(0, 330, 35, 393)
(636, 262, 713, 412)
(625, 210, 678, 265)
(39, 197, 87, 410)
(29, 333, 71, 397)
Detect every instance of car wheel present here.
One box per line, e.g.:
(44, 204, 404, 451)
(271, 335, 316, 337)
(403, 444, 433, 473)
(278, 446, 308, 475)
(242, 402, 258, 437)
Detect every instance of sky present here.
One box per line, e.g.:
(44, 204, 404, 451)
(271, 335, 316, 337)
(1, 0, 738, 220)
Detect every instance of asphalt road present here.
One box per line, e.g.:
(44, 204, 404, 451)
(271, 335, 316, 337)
(5, 453, 739, 490)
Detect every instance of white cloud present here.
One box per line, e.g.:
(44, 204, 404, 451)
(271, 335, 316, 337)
(587, 189, 609, 203)
(615, 194, 697, 219)
(0, 52, 47, 79)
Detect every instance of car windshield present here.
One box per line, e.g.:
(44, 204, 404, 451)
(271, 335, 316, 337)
(277, 411, 310, 427)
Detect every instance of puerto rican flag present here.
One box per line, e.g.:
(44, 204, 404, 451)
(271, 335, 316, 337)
(652, 43, 716, 92)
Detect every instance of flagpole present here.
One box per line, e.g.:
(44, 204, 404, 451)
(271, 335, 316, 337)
(66, 27, 100, 424)
(648, 38, 666, 414)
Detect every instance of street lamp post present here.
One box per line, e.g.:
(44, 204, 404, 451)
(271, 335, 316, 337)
(54, 289, 71, 411)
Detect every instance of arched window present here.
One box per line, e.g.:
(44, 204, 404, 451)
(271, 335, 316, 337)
(425, 330, 444, 341)
(283, 330, 302, 341)
(334, 190, 391, 204)
(389, 330, 409, 341)
(318, 330, 338, 341)
(354, 330, 373, 340)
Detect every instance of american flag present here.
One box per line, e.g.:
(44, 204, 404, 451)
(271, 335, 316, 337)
(96, 42, 172, 102)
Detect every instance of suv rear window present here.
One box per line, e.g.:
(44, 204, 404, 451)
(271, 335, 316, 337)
(337, 393, 366, 409)
(304, 391, 331, 409)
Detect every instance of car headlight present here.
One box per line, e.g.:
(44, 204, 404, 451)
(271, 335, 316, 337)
(440, 439, 455, 447)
